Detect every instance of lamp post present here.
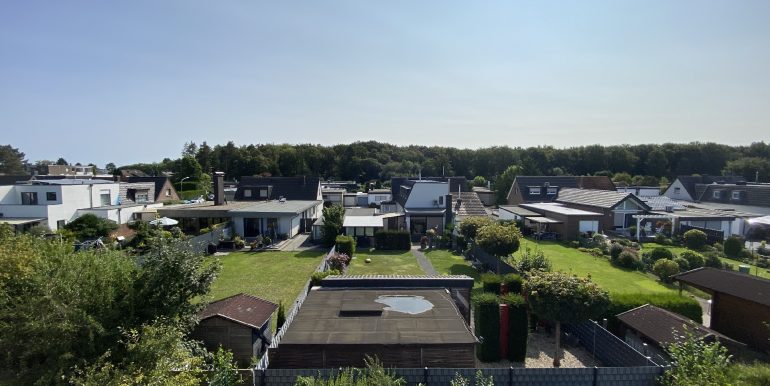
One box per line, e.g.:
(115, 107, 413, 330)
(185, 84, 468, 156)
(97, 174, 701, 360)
(180, 176, 190, 199)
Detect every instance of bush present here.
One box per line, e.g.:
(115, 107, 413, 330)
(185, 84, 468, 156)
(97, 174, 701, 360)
(327, 252, 351, 272)
(64, 214, 119, 241)
(628, 225, 637, 238)
(514, 248, 552, 274)
(728, 362, 770, 386)
(683, 229, 708, 250)
(502, 273, 524, 294)
(335, 235, 356, 256)
(654, 233, 668, 245)
(277, 302, 286, 332)
(233, 236, 245, 249)
(500, 293, 528, 362)
(601, 293, 703, 332)
(649, 247, 674, 261)
(653, 259, 680, 283)
(758, 241, 770, 256)
(724, 236, 744, 258)
(679, 250, 705, 269)
(609, 243, 624, 260)
(674, 257, 690, 271)
(374, 230, 411, 250)
(614, 250, 641, 270)
(569, 240, 580, 248)
(703, 252, 724, 269)
(616, 238, 631, 247)
(474, 292, 500, 362)
(310, 269, 341, 286)
(481, 273, 502, 294)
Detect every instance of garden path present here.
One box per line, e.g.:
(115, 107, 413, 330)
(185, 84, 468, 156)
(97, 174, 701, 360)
(410, 246, 439, 275)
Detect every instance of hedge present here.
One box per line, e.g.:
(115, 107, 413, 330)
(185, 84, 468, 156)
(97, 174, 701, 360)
(602, 293, 702, 332)
(374, 230, 411, 250)
(474, 292, 500, 362)
(481, 273, 502, 294)
(500, 293, 528, 362)
(335, 235, 356, 256)
(502, 273, 524, 295)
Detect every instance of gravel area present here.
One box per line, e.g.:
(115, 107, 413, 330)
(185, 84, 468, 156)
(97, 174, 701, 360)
(476, 331, 602, 368)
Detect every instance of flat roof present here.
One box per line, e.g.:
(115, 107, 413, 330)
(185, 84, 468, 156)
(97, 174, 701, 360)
(521, 202, 603, 216)
(404, 208, 446, 215)
(279, 288, 476, 345)
(343, 216, 385, 228)
(229, 200, 321, 215)
(528, 216, 563, 224)
(498, 205, 542, 217)
(0, 217, 46, 225)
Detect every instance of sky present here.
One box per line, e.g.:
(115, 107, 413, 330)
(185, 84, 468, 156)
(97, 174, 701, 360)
(1, 0, 770, 166)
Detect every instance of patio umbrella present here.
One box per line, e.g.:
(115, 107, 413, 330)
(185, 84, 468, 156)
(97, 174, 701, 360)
(150, 217, 179, 226)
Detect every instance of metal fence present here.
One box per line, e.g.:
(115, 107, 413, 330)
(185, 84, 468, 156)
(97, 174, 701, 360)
(470, 244, 518, 274)
(680, 224, 724, 244)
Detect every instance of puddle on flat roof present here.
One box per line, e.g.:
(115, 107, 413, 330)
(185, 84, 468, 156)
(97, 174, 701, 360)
(374, 295, 433, 315)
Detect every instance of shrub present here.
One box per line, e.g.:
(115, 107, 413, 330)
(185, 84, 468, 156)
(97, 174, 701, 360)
(481, 273, 502, 294)
(569, 240, 580, 248)
(728, 362, 770, 386)
(649, 247, 674, 261)
(601, 293, 702, 332)
(335, 235, 356, 256)
(758, 241, 770, 256)
(614, 250, 641, 270)
(502, 273, 524, 294)
(311, 269, 341, 286)
(233, 236, 245, 249)
(628, 225, 637, 238)
(661, 330, 731, 386)
(674, 257, 690, 271)
(476, 224, 522, 257)
(458, 216, 495, 240)
(276, 302, 286, 332)
(679, 250, 705, 269)
(653, 259, 680, 283)
(474, 292, 500, 362)
(514, 248, 552, 274)
(64, 213, 119, 241)
(609, 243, 624, 260)
(703, 252, 724, 269)
(683, 229, 708, 250)
(374, 230, 411, 250)
(616, 238, 631, 247)
(654, 233, 668, 245)
(500, 293, 528, 362)
(724, 236, 744, 258)
(327, 252, 351, 272)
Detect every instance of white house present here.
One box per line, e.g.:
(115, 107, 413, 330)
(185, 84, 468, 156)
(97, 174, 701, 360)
(230, 200, 323, 239)
(392, 180, 452, 239)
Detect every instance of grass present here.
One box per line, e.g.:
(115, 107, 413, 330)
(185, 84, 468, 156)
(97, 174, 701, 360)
(423, 249, 484, 297)
(347, 249, 425, 275)
(208, 250, 326, 329)
(642, 242, 770, 279)
(517, 239, 679, 295)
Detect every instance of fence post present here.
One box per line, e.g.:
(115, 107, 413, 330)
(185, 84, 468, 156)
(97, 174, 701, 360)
(424, 367, 428, 385)
(592, 366, 598, 386)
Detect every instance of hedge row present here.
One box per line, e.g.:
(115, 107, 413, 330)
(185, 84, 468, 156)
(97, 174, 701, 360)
(501, 293, 528, 362)
(374, 230, 411, 250)
(335, 235, 356, 256)
(474, 293, 500, 362)
(602, 293, 702, 332)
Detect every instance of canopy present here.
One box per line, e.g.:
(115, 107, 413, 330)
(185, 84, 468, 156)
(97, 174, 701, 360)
(748, 216, 770, 226)
(150, 217, 179, 226)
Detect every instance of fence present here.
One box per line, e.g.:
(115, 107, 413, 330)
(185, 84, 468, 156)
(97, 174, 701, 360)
(564, 321, 659, 367)
(470, 244, 518, 275)
(680, 224, 724, 244)
(254, 245, 335, 371)
(187, 222, 231, 253)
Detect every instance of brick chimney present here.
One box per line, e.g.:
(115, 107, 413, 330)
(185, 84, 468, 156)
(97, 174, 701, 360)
(213, 172, 225, 205)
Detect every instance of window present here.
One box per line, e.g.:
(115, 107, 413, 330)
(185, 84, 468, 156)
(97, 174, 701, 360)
(165, 188, 171, 197)
(713, 191, 721, 199)
(21, 192, 38, 205)
(46, 192, 57, 201)
(259, 188, 268, 198)
(244, 189, 252, 198)
(56, 220, 66, 229)
(135, 192, 149, 203)
(438, 196, 444, 205)
(674, 187, 681, 194)
(732, 191, 741, 200)
(547, 187, 557, 195)
(529, 187, 541, 195)
(100, 190, 111, 206)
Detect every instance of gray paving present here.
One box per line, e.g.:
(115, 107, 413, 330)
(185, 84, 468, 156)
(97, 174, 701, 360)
(411, 246, 438, 275)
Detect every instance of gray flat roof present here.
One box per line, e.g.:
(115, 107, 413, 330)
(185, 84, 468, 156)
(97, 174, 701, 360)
(230, 200, 321, 215)
(499, 205, 542, 217)
(279, 288, 476, 345)
(521, 202, 603, 216)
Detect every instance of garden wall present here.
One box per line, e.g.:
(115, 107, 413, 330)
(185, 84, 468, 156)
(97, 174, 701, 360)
(187, 222, 231, 253)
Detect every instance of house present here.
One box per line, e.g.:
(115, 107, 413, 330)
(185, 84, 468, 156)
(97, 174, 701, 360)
(500, 203, 604, 240)
(125, 176, 180, 202)
(46, 164, 94, 176)
(340, 208, 404, 246)
(553, 188, 651, 233)
(0, 179, 163, 232)
(230, 199, 322, 239)
(367, 188, 392, 206)
(192, 293, 277, 366)
(674, 267, 770, 352)
(472, 186, 496, 206)
(663, 175, 746, 202)
(506, 176, 616, 205)
(616, 184, 661, 197)
(391, 178, 454, 240)
(235, 176, 321, 201)
(616, 304, 745, 364)
(268, 276, 476, 369)
(321, 188, 345, 206)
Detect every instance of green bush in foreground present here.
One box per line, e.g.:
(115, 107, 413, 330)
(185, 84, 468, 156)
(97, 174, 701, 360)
(661, 329, 731, 386)
(295, 356, 405, 386)
(481, 273, 502, 294)
(653, 259, 680, 283)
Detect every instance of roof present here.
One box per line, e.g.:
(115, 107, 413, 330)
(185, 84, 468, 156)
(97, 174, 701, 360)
(198, 293, 277, 330)
(641, 196, 687, 211)
(672, 175, 746, 200)
(236, 176, 320, 201)
(498, 205, 542, 217)
(229, 200, 321, 215)
(120, 169, 149, 178)
(404, 208, 446, 215)
(279, 288, 476, 345)
(528, 216, 563, 224)
(368, 189, 391, 194)
(23, 179, 113, 185)
(675, 267, 770, 307)
(126, 176, 175, 199)
(556, 188, 651, 210)
(0, 175, 31, 185)
(0, 217, 46, 225)
(616, 304, 738, 348)
(391, 177, 467, 208)
(452, 191, 488, 217)
(345, 208, 377, 216)
(509, 176, 616, 204)
(695, 183, 770, 208)
(520, 202, 603, 216)
(343, 216, 385, 228)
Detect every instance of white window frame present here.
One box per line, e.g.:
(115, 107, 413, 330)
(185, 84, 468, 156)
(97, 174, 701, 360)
(713, 191, 721, 199)
(732, 191, 740, 200)
(546, 187, 557, 195)
(529, 187, 541, 195)
(244, 189, 252, 198)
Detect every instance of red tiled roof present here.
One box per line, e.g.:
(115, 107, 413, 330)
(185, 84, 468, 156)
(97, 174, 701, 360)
(199, 293, 278, 329)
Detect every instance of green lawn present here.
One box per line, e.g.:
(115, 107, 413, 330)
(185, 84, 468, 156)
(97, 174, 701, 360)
(347, 249, 425, 275)
(517, 239, 678, 295)
(423, 249, 483, 296)
(642, 242, 770, 279)
(208, 250, 326, 318)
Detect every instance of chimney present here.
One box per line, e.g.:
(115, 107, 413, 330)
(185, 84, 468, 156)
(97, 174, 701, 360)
(213, 171, 225, 206)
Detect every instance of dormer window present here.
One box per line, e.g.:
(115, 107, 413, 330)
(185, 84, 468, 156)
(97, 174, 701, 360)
(529, 187, 541, 195)
(547, 187, 557, 195)
(713, 191, 721, 199)
(732, 191, 741, 200)
(244, 189, 252, 198)
(674, 187, 681, 194)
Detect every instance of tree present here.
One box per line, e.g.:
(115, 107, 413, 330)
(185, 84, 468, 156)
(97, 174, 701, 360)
(320, 205, 345, 247)
(653, 259, 680, 283)
(471, 176, 487, 187)
(208, 347, 242, 386)
(494, 165, 521, 204)
(526, 272, 610, 367)
(661, 329, 731, 386)
(56, 157, 68, 165)
(683, 229, 708, 250)
(105, 162, 116, 174)
(457, 216, 495, 240)
(64, 214, 119, 240)
(476, 224, 522, 273)
(182, 141, 198, 158)
(0, 145, 26, 174)
(175, 156, 203, 182)
(724, 157, 770, 183)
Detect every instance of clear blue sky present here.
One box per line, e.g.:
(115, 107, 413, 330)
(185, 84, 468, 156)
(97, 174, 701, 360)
(2, 0, 769, 166)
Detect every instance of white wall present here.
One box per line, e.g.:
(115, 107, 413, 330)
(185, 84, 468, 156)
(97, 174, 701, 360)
(404, 182, 449, 208)
(663, 179, 694, 201)
(368, 193, 392, 205)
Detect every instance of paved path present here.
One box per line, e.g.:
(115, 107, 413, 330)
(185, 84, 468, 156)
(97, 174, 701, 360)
(278, 234, 321, 251)
(410, 246, 438, 275)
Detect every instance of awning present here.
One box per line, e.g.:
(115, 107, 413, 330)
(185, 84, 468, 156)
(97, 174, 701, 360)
(0, 217, 46, 226)
(343, 216, 385, 228)
(528, 217, 562, 224)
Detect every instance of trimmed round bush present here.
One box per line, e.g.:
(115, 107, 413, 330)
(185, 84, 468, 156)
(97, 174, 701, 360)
(724, 236, 744, 258)
(615, 251, 641, 270)
(683, 229, 708, 250)
(481, 273, 502, 294)
(653, 259, 680, 283)
(674, 257, 690, 271)
(609, 243, 624, 260)
(502, 273, 524, 295)
(649, 247, 674, 262)
(679, 250, 705, 269)
(703, 252, 724, 269)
